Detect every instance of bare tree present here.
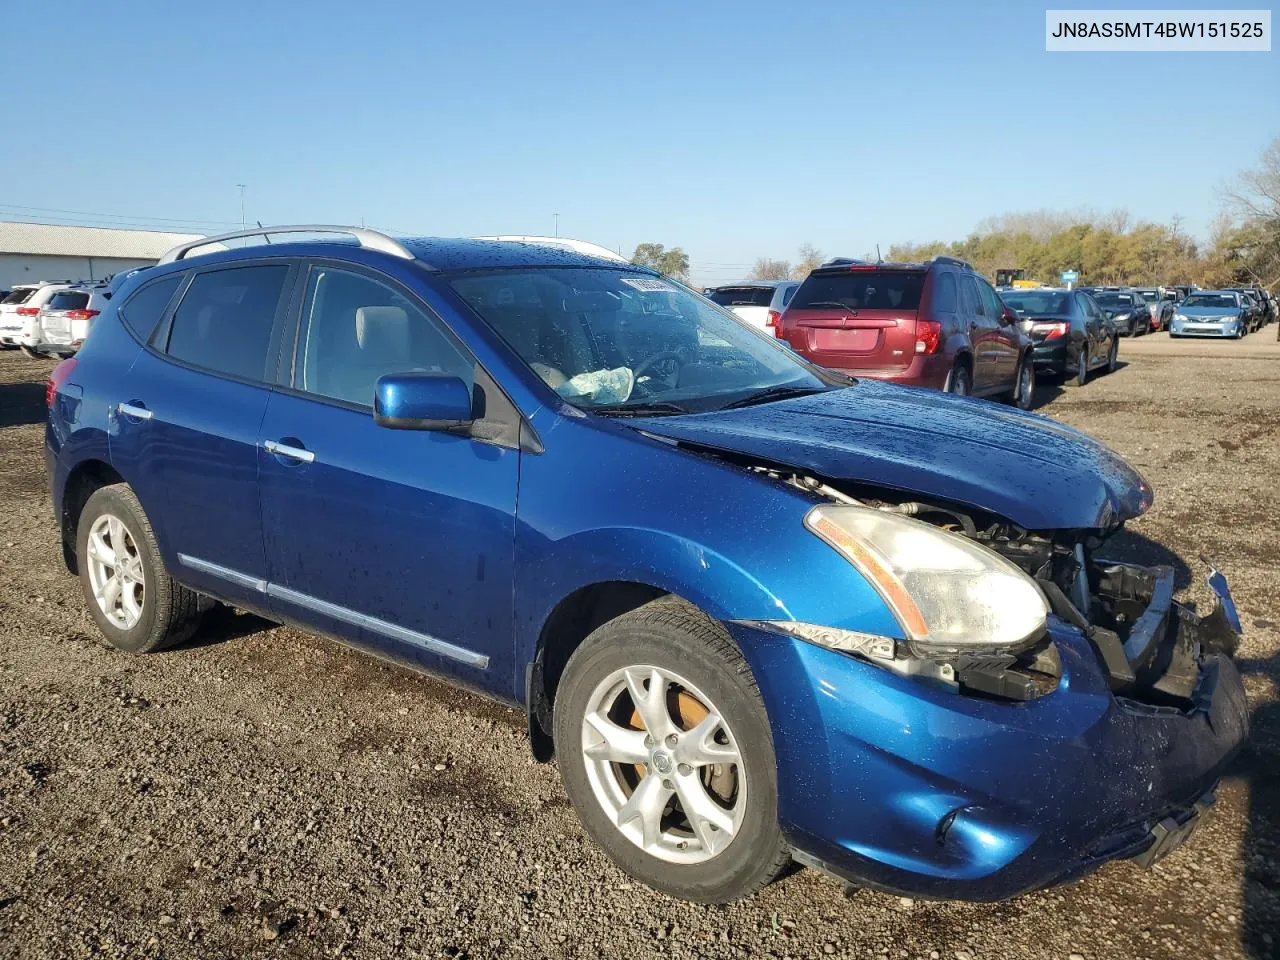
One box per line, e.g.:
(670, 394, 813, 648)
(791, 244, 825, 279)
(750, 257, 792, 281)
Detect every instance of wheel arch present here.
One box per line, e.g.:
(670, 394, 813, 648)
(526, 580, 674, 761)
(58, 458, 125, 574)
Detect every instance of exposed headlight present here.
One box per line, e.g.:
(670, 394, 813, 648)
(804, 504, 1049, 657)
(1174, 313, 1187, 322)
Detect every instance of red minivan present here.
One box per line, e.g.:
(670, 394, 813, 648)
(777, 257, 1034, 406)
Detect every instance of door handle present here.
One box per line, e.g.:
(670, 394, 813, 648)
(264, 439, 315, 464)
(117, 402, 153, 420)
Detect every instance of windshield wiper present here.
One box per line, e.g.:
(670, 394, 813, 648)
(590, 400, 689, 417)
(801, 301, 856, 310)
(717, 385, 826, 411)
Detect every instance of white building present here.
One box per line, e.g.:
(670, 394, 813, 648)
(0, 221, 205, 290)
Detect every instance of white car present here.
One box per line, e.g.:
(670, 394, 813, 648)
(22, 282, 110, 357)
(0, 283, 62, 347)
(704, 281, 800, 334)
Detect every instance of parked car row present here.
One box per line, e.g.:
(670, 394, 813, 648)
(707, 258, 1124, 410)
(0, 279, 110, 356)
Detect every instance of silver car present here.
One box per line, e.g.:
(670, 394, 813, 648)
(1169, 291, 1249, 338)
(704, 280, 800, 335)
(23, 282, 111, 356)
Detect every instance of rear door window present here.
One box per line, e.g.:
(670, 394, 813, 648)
(964, 277, 987, 318)
(791, 271, 925, 311)
(164, 264, 290, 382)
(707, 287, 775, 308)
(121, 275, 184, 341)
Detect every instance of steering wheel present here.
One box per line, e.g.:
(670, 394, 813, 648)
(633, 350, 685, 382)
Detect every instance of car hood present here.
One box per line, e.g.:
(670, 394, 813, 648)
(631, 380, 1151, 530)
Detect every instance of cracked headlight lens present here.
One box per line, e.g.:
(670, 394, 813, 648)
(805, 504, 1049, 657)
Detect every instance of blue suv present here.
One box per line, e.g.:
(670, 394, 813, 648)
(46, 226, 1247, 904)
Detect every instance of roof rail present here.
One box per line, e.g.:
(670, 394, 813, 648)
(475, 235, 630, 264)
(930, 255, 973, 270)
(158, 225, 414, 264)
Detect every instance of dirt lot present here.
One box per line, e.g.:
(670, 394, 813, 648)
(1, 337, 1278, 960)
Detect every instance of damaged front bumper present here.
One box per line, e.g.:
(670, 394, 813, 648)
(728, 565, 1249, 901)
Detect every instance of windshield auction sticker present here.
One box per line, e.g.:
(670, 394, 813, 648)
(1046, 9, 1271, 49)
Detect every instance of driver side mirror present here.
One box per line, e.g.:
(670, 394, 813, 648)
(374, 373, 474, 432)
(1000, 306, 1018, 326)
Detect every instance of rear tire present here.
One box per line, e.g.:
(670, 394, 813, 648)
(76, 484, 203, 653)
(945, 361, 971, 397)
(1070, 345, 1089, 387)
(553, 597, 788, 903)
(1011, 357, 1035, 410)
(19, 346, 41, 360)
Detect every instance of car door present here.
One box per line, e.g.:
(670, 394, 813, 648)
(1077, 293, 1106, 363)
(109, 261, 296, 604)
(976, 277, 1018, 387)
(257, 260, 520, 688)
(960, 275, 999, 390)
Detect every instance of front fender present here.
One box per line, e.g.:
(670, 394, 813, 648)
(512, 411, 902, 686)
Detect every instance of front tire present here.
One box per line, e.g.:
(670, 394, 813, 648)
(76, 484, 203, 653)
(1106, 337, 1118, 373)
(553, 597, 788, 903)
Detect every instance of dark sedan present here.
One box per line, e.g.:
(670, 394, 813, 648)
(1089, 290, 1152, 336)
(1001, 288, 1118, 386)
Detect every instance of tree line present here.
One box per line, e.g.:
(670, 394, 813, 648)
(631, 137, 1279, 291)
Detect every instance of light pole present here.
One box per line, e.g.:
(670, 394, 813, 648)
(554, 213, 559, 238)
(236, 184, 246, 231)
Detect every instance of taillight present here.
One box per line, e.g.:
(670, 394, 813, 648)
(65, 309, 100, 321)
(1032, 322, 1070, 339)
(46, 357, 78, 407)
(766, 309, 782, 336)
(15, 306, 39, 316)
(914, 320, 942, 354)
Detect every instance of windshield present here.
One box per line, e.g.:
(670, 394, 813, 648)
(790, 270, 925, 311)
(450, 268, 828, 413)
(1183, 294, 1238, 309)
(1094, 294, 1136, 308)
(1001, 291, 1071, 315)
(707, 286, 775, 308)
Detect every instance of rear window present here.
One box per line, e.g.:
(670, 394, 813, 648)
(1003, 291, 1071, 315)
(47, 291, 91, 311)
(2, 288, 35, 305)
(165, 265, 289, 381)
(1094, 294, 1134, 307)
(790, 270, 924, 311)
(707, 286, 775, 308)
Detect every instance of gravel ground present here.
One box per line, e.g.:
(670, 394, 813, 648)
(1, 338, 1278, 960)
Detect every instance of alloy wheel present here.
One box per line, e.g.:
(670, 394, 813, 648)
(580, 664, 745, 864)
(85, 513, 146, 630)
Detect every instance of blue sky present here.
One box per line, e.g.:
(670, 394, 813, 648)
(2, 0, 1276, 285)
